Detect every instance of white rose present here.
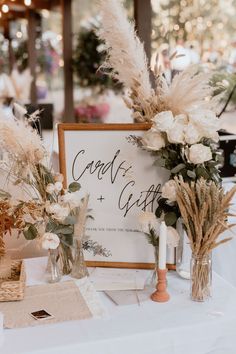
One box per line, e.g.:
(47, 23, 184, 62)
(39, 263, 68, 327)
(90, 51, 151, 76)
(46, 183, 55, 194)
(61, 192, 80, 209)
(46, 202, 61, 214)
(142, 129, 165, 151)
(41, 232, 60, 250)
(162, 180, 177, 202)
(184, 123, 202, 145)
(188, 143, 212, 164)
(152, 111, 174, 132)
(167, 120, 186, 144)
(138, 212, 160, 234)
(53, 206, 70, 222)
(54, 182, 63, 193)
(46, 203, 70, 222)
(167, 227, 180, 247)
(188, 109, 220, 142)
(175, 114, 188, 125)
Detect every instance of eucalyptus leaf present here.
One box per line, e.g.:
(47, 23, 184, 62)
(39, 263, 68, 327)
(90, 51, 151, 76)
(63, 215, 77, 225)
(196, 166, 209, 179)
(23, 224, 38, 240)
(155, 207, 162, 218)
(171, 163, 186, 174)
(60, 233, 74, 246)
(155, 158, 166, 167)
(68, 182, 81, 193)
(187, 170, 196, 179)
(169, 150, 178, 160)
(54, 225, 74, 234)
(45, 219, 58, 232)
(164, 212, 177, 226)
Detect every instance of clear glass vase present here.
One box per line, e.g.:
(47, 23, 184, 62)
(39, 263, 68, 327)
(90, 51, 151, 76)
(45, 249, 61, 283)
(190, 254, 212, 302)
(176, 219, 191, 279)
(71, 240, 89, 279)
(58, 243, 73, 275)
(145, 245, 158, 288)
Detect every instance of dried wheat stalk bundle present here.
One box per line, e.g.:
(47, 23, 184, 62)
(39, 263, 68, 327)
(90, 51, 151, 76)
(175, 177, 236, 257)
(175, 177, 236, 300)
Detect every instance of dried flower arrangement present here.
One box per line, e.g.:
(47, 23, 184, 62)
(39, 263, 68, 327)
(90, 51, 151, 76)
(97, 0, 223, 230)
(175, 177, 236, 300)
(0, 105, 110, 275)
(0, 197, 13, 258)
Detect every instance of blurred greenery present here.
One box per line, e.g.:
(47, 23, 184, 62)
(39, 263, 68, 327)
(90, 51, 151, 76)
(73, 25, 123, 94)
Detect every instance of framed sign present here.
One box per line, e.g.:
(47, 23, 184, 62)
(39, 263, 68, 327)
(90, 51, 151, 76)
(58, 123, 169, 269)
(219, 133, 236, 182)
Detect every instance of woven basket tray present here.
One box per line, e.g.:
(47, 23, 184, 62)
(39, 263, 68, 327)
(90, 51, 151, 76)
(0, 260, 26, 302)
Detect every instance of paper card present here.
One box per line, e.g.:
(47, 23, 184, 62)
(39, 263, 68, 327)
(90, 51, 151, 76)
(88, 267, 151, 291)
(104, 289, 150, 306)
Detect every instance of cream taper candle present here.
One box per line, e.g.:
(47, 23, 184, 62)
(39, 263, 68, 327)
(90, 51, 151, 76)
(159, 221, 167, 270)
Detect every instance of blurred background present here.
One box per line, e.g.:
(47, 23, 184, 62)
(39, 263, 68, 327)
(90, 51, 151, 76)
(0, 0, 236, 132)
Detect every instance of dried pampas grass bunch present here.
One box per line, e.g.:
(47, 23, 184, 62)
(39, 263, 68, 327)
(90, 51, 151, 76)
(97, 0, 218, 122)
(97, 0, 152, 96)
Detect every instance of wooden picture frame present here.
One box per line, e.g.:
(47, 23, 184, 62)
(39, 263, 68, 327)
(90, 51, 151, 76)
(58, 123, 174, 269)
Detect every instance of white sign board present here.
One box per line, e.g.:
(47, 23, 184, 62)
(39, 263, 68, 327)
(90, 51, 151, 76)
(58, 124, 168, 268)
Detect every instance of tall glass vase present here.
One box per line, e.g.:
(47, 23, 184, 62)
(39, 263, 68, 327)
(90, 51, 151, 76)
(45, 249, 61, 283)
(71, 240, 89, 279)
(58, 243, 73, 275)
(190, 254, 212, 302)
(145, 245, 159, 288)
(176, 219, 191, 279)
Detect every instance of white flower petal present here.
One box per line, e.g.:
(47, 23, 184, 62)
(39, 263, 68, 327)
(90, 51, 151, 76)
(142, 129, 165, 151)
(162, 180, 177, 202)
(188, 143, 212, 164)
(152, 111, 174, 132)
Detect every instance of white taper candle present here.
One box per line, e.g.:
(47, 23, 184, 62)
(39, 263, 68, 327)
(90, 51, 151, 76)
(159, 221, 167, 270)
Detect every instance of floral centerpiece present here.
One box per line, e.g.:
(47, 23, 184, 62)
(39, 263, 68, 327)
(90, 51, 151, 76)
(97, 0, 236, 296)
(97, 0, 223, 228)
(0, 105, 110, 278)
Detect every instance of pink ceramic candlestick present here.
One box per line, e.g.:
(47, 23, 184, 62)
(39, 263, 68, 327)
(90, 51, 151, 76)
(151, 268, 170, 302)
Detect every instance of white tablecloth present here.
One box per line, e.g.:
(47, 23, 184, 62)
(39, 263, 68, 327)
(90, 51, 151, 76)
(1, 258, 236, 354)
(213, 182, 236, 287)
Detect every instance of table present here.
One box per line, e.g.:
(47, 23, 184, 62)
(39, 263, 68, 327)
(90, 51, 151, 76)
(213, 182, 236, 287)
(1, 258, 236, 354)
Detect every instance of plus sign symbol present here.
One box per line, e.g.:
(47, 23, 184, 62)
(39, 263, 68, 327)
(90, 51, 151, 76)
(97, 195, 105, 203)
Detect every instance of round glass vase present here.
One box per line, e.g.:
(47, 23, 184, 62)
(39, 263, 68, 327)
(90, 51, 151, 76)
(190, 254, 212, 302)
(176, 219, 191, 280)
(71, 240, 89, 279)
(45, 249, 62, 283)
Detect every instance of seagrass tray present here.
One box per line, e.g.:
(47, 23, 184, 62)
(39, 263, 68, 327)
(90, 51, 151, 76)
(0, 260, 26, 302)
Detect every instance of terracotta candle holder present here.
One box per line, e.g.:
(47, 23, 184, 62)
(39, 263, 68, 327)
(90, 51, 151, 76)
(151, 268, 170, 303)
